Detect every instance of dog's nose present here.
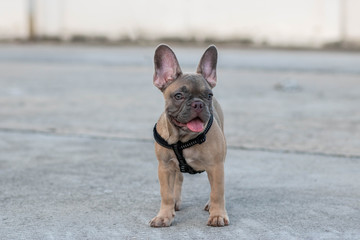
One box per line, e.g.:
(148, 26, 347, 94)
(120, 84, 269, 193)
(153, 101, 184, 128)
(191, 101, 204, 112)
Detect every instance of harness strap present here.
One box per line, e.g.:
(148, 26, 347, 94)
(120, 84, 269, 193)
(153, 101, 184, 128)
(153, 115, 213, 174)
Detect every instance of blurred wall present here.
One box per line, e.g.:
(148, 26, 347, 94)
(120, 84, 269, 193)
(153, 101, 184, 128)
(0, 0, 27, 39)
(1, 0, 359, 47)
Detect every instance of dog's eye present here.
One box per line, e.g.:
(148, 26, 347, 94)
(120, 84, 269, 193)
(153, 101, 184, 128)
(208, 93, 213, 100)
(174, 93, 184, 100)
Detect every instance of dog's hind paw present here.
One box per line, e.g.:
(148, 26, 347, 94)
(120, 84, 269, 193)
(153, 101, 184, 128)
(204, 199, 210, 211)
(175, 200, 181, 211)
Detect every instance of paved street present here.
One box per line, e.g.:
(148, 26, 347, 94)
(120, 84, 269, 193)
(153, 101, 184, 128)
(0, 44, 359, 239)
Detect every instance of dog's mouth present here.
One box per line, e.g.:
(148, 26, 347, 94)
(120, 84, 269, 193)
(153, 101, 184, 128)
(172, 117, 205, 132)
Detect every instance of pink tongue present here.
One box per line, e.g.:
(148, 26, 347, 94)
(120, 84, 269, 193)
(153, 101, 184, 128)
(186, 118, 204, 132)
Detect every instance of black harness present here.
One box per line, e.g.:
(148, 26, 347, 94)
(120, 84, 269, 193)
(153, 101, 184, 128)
(153, 115, 213, 174)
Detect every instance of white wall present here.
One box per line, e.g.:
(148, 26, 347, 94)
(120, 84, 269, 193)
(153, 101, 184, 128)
(0, 0, 27, 39)
(1, 0, 359, 47)
(346, 0, 360, 39)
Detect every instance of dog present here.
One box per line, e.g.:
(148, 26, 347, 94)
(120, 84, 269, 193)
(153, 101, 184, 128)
(150, 44, 229, 227)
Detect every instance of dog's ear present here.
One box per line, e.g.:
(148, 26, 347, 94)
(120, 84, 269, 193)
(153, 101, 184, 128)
(197, 45, 218, 88)
(153, 44, 182, 91)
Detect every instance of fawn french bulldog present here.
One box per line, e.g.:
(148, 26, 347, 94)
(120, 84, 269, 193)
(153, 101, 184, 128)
(150, 44, 229, 227)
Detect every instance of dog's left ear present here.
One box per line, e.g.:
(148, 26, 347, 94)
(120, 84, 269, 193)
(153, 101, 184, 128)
(197, 45, 218, 88)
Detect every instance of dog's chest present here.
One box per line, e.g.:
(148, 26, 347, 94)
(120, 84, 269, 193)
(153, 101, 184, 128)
(169, 155, 204, 172)
(181, 149, 206, 169)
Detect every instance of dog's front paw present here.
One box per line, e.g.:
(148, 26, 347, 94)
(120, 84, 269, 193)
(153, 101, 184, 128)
(149, 211, 175, 227)
(207, 213, 229, 227)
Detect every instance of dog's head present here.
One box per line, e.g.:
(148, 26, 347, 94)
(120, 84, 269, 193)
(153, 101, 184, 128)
(153, 44, 218, 133)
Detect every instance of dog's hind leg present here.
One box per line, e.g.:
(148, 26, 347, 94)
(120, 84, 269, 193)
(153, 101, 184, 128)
(174, 171, 183, 211)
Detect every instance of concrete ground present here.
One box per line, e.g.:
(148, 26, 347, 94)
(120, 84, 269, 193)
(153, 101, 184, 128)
(0, 44, 359, 239)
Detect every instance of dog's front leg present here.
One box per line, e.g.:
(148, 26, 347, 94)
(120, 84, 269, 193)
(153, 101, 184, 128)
(206, 163, 229, 227)
(150, 162, 176, 227)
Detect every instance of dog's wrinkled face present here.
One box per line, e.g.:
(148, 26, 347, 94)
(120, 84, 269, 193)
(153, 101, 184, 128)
(164, 74, 213, 132)
(153, 44, 218, 133)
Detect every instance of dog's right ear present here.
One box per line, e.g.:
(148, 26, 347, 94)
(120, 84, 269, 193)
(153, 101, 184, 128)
(153, 44, 182, 91)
